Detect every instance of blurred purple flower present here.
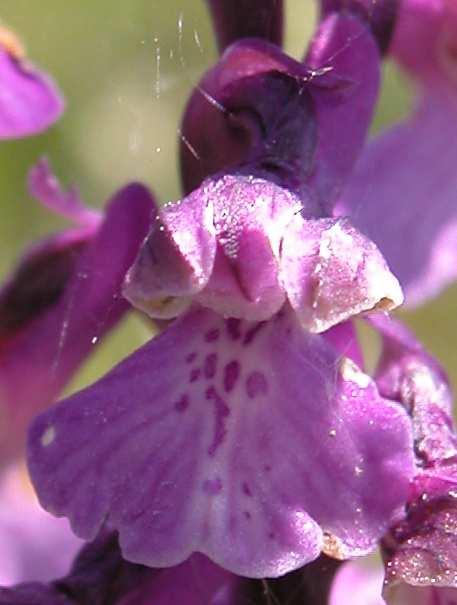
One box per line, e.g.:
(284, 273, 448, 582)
(338, 0, 457, 305)
(0, 24, 63, 138)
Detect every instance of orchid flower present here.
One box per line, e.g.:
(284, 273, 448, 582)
(25, 1, 415, 582)
(1, 0, 457, 602)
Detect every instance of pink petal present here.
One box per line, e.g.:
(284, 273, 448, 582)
(28, 306, 413, 578)
(281, 217, 403, 333)
(0, 464, 82, 586)
(123, 183, 216, 319)
(329, 560, 386, 605)
(0, 31, 63, 139)
(27, 159, 101, 227)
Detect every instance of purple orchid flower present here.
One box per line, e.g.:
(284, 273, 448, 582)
(1, 0, 456, 601)
(0, 23, 63, 138)
(25, 3, 416, 581)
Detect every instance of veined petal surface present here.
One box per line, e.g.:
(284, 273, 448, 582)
(29, 306, 413, 577)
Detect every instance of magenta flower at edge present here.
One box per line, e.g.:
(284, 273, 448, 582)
(0, 23, 63, 138)
(25, 4, 415, 580)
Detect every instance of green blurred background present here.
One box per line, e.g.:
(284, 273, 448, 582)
(1, 1, 456, 394)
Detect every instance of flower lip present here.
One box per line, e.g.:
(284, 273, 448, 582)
(27, 306, 414, 578)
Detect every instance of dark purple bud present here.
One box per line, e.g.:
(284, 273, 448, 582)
(206, 0, 284, 53)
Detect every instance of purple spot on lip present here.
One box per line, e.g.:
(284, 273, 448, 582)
(186, 352, 197, 364)
(189, 368, 201, 383)
(246, 371, 269, 399)
(226, 318, 242, 340)
(205, 328, 220, 342)
(243, 511, 251, 520)
(204, 353, 218, 379)
(202, 477, 223, 495)
(174, 394, 190, 412)
(242, 482, 253, 497)
(243, 322, 266, 346)
(206, 386, 230, 457)
(224, 360, 240, 393)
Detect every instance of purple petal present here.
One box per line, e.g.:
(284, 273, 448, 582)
(126, 174, 300, 321)
(123, 183, 216, 319)
(28, 306, 413, 577)
(180, 39, 336, 195)
(320, 0, 399, 53)
(371, 313, 457, 465)
(0, 28, 64, 139)
(0, 464, 82, 586)
(281, 217, 403, 333)
(337, 2, 457, 306)
(323, 321, 364, 369)
(304, 14, 380, 210)
(329, 560, 385, 605)
(28, 159, 101, 227)
(0, 183, 153, 461)
(206, 0, 284, 53)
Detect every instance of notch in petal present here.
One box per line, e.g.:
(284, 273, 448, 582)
(0, 27, 64, 139)
(28, 306, 413, 577)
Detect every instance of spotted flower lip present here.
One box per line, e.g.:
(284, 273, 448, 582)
(0, 25, 64, 138)
(28, 305, 414, 578)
